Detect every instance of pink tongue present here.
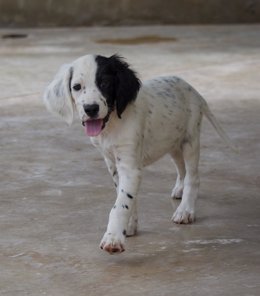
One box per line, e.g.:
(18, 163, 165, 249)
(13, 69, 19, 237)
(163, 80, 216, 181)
(85, 119, 103, 137)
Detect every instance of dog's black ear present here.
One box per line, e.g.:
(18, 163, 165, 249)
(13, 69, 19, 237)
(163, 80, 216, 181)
(109, 55, 141, 118)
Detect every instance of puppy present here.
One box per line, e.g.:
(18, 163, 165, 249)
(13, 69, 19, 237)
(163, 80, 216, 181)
(43, 54, 235, 254)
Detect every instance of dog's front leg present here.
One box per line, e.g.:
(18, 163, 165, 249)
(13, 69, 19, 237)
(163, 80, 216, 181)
(104, 155, 119, 191)
(100, 154, 142, 254)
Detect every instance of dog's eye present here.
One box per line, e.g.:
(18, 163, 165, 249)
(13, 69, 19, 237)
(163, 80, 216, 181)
(73, 83, 82, 91)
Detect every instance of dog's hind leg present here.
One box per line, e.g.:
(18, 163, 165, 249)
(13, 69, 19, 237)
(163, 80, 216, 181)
(172, 135, 200, 224)
(170, 149, 186, 200)
(126, 198, 138, 236)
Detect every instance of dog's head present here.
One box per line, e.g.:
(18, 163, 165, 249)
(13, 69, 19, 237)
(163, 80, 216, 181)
(43, 54, 141, 136)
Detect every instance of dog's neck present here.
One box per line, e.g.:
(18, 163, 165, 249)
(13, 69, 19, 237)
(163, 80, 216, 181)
(99, 110, 120, 138)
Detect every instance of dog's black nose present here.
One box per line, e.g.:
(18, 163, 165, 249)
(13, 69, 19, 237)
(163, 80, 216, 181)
(83, 104, 99, 118)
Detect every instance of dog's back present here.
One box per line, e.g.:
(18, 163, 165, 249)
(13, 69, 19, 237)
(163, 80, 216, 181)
(135, 76, 204, 166)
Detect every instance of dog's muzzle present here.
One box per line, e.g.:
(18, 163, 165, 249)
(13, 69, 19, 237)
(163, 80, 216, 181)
(83, 103, 99, 118)
(82, 106, 114, 137)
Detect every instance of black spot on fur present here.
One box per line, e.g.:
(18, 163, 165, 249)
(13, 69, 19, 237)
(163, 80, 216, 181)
(126, 193, 134, 199)
(122, 230, 127, 236)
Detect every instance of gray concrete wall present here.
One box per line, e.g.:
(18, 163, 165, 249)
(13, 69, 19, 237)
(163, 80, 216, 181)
(0, 0, 260, 27)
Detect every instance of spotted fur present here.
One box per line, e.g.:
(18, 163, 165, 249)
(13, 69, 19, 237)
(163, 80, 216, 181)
(43, 54, 236, 254)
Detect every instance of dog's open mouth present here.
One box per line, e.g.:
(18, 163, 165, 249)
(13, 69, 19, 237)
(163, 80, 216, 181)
(83, 119, 103, 137)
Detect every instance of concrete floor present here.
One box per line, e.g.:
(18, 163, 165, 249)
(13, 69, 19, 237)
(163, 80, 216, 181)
(0, 25, 260, 296)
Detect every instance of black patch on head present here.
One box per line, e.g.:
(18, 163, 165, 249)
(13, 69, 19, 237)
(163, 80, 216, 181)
(95, 56, 116, 111)
(95, 54, 141, 118)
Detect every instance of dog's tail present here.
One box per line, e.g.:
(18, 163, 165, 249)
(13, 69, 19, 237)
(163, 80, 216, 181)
(202, 103, 238, 153)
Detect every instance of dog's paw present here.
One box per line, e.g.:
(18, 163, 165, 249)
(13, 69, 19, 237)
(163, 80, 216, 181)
(171, 184, 183, 199)
(172, 206, 195, 224)
(100, 231, 126, 254)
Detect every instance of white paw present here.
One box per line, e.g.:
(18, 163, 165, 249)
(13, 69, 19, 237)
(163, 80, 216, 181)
(172, 205, 195, 224)
(171, 184, 184, 199)
(100, 231, 126, 254)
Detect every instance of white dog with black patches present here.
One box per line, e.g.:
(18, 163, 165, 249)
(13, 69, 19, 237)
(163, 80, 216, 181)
(44, 54, 235, 254)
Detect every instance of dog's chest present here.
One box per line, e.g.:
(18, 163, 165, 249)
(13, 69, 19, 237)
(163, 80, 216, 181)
(90, 134, 115, 155)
